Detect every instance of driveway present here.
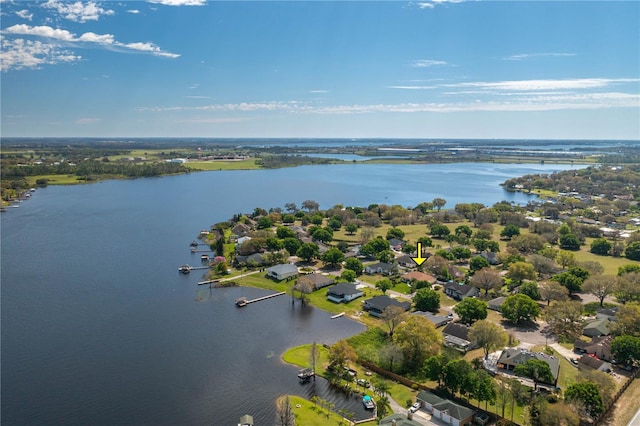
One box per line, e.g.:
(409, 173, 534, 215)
(501, 319, 556, 348)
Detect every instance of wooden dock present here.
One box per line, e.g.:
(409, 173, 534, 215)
(235, 291, 286, 307)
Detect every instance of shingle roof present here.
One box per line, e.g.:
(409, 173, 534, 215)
(364, 295, 411, 311)
(442, 323, 471, 342)
(267, 264, 298, 275)
(327, 283, 362, 297)
(416, 390, 446, 405)
(432, 400, 474, 421)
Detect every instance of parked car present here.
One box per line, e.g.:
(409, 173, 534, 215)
(356, 379, 370, 388)
(409, 402, 421, 413)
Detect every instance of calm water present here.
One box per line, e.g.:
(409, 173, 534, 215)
(1, 162, 581, 425)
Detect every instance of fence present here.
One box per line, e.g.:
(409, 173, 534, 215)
(594, 368, 640, 425)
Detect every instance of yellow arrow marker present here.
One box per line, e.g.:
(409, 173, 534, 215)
(412, 242, 427, 266)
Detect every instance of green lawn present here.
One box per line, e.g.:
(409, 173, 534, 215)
(287, 395, 364, 426)
(187, 159, 259, 170)
(26, 174, 88, 185)
(282, 344, 330, 370)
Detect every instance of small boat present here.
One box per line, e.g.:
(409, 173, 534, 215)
(297, 368, 315, 381)
(235, 297, 248, 307)
(178, 264, 191, 274)
(362, 395, 375, 410)
(331, 312, 345, 319)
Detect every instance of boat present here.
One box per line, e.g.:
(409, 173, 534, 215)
(330, 312, 345, 319)
(178, 264, 191, 274)
(362, 395, 375, 410)
(297, 368, 315, 381)
(235, 297, 248, 307)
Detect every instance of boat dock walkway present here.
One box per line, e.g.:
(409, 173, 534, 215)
(198, 270, 261, 286)
(236, 291, 286, 307)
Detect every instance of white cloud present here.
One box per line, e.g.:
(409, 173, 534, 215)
(127, 9, 140, 14)
(76, 117, 100, 124)
(503, 52, 577, 61)
(177, 118, 246, 123)
(415, 0, 466, 9)
(185, 95, 211, 99)
(147, 0, 206, 6)
(188, 83, 200, 89)
(2, 24, 180, 67)
(1, 38, 81, 71)
(310, 90, 328, 93)
(16, 9, 33, 20)
(42, 0, 114, 23)
(411, 59, 447, 68)
(388, 78, 639, 92)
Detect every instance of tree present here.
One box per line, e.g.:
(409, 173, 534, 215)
(341, 269, 356, 282)
(393, 316, 442, 370)
(381, 305, 407, 337)
(430, 223, 451, 238)
(582, 274, 617, 307)
(501, 294, 540, 324)
(321, 247, 345, 267)
(309, 341, 320, 378)
(552, 271, 583, 295)
(345, 223, 358, 235)
(451, 247, 472, 261)
(619, 264, 640, 275)
(616, 272, 640, 304)
(507, 261, 536, 284)
(614, 302, 640, 337)
(514, 359, 555, 385)
(284, 202, 297, 213)
(559, 233, 581, 250)
(500, 224, 521, 240)
(455, 225, 473, 238)
(556, 250, 577, 268)
(508, 234, 545, 254)
(376, 250, 395, 264)
(328, 340, 356, 370)
(469, 320, 508, 359)
(275, 396, 296, 426)
(379, 343, 404, 372)
(590, 238, 612, 256)
(282, 237, 301, 255)
(426, 255, 451, 278)
(470, 267, 503, 296)
(375, 278, 393, 294)
(386, 227, 405, 240)
(453, 298, 488, 324)
(413, 287, 440, 313)
(565, 382, 604, 419)
(311, 228, 333, 243)
(297, 242, 319, 262)
(469, 256, 490, 272)
(257, 216, 273, 229)
(276, 226, 296, 239)
(432, 197, 447, 211)
(543, 301, 584, 341)
(423, 355, 446, 386)
(302, 199, 319, 212)
(344, 257, 363, 275)
(626, 241, 640, 261)
(537, 402, 580, 426)
(611, 335, 640, 367)
(518, 282, 541, 300)
(443, 359, 473, 396)
(539, 280, 569, 305)
(294, 276, 314, 304)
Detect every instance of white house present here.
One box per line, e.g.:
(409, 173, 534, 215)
(266, 264, 298, 281)
(326, 283, 364, 303)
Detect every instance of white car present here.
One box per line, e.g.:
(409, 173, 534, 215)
(409, 402, 421, 413)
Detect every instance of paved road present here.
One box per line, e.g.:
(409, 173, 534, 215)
(628, 406, 640, 426)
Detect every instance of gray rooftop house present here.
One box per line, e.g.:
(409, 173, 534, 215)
(412, 311, 451, 328)
(363, 295, 411, 317)
(301, 273, 335, 290)
(416, 390, 475, 426)
(487, 296, 507, 312)
(583, 319, 611, 337)
(327, 283, 364, 303)
(378, 413, 422, 426)
(577, 354, 612, 373)
(443, 282, 479, 301)
(266, 263, 299, 281)
(496, 348, 560, 385)
(442, 323, 475, 352)
(596, 306, 619, 322)
(365, 262, 395, 275)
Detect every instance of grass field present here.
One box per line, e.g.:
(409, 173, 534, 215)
(26, 174, 86, 185)
(187, 159, 259, 171)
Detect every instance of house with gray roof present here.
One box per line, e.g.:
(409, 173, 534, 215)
(234, 253, 266, 266)
(363, 295, 411, 317)
(487, 296, 507, 312)
(365, 262, 395, 275)
(496, 348, 560, 384)
(583, 319, 611, 337)
(327, 283, 364, 303)
(266, 263, 298, 281)
(443, 282, 479, 301)
(412, 311, 451, 328)
(577, 354, 612, 373)
(596, 306, 619, 322)
(416, 390, 474, 426)
(388, 238, 405, 251)
(442, 323, 475, 352)
(301, 273, 334, 290)
(574, 336, 613, 361)
(378, 413, 422, 426)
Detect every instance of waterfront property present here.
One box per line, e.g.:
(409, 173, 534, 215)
(415, 390, 475, 426)
(363, 295, 411, 317)
(266, 264, 299, 281)
(326, 283, 364, 303)
(302, 273, 335, 290)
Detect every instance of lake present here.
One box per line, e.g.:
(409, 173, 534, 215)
(1, 162, 581, 425)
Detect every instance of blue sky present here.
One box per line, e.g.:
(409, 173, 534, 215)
(1, 0, 639, 140)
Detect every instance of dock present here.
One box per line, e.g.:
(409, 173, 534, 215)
(177, 264, 212, 274)
(235, 291, 286, 307)
(331, 312, 345, 319)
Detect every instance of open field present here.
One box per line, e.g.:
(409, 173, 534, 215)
(187, 159, 259, 171)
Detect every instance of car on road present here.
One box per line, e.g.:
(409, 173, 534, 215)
(409, 402, 421, 413)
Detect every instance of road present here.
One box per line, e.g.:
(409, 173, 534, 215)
(628, 406, 640, 426)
